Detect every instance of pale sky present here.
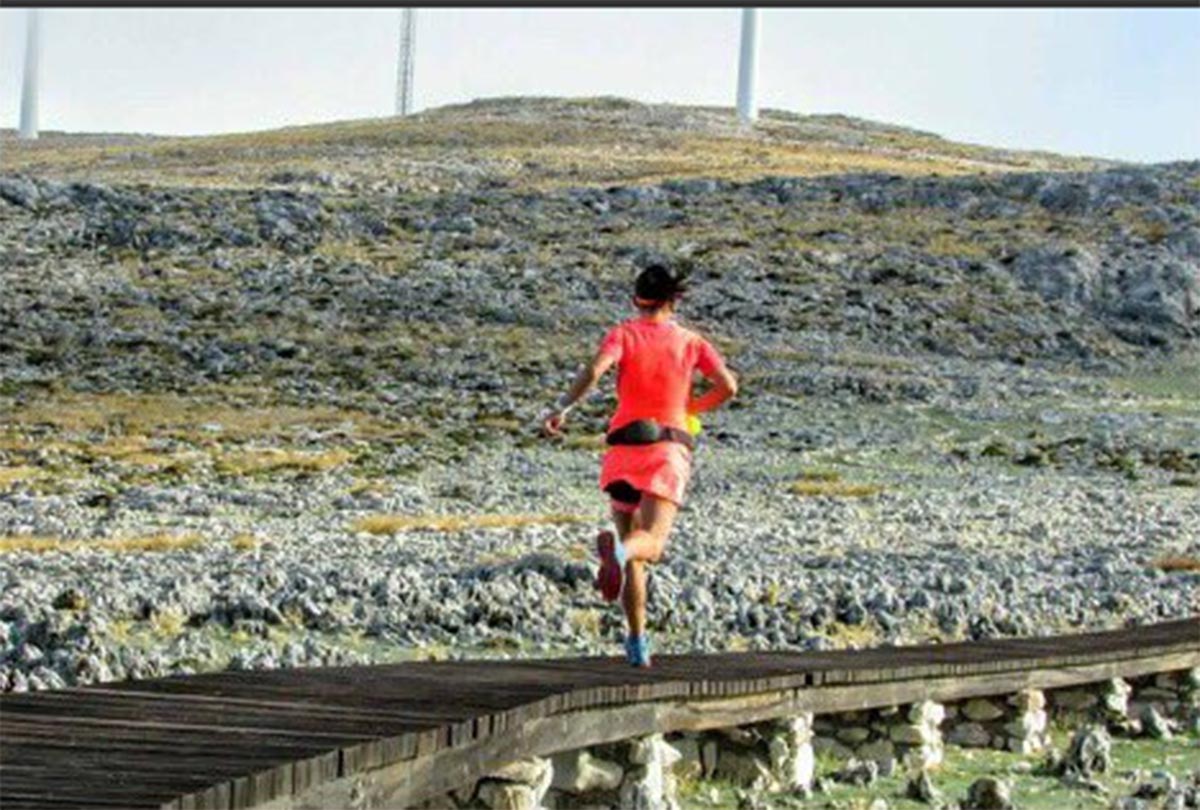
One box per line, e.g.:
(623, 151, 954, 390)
(1, 8, 1197, 163)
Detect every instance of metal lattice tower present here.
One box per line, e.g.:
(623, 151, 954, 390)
(736, 8, 759, 127)
(395, 8, 416, 116)
(19, 9, 41, 140)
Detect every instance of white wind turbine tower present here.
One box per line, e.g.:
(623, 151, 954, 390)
(395, 8, 416, 116)
(19, 9, 42, 140)
(736, 8, 760, 127)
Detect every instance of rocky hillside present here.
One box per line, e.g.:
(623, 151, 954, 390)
(0, 99, 1196, 696)
(0, 99, 1196, 414)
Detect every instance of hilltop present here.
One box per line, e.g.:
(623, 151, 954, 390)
(1, 96, 1113, 191)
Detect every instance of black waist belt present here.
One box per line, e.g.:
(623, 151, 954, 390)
(606, 419, 695, 451)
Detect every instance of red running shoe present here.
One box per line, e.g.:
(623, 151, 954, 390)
(594, 530, 625, 602)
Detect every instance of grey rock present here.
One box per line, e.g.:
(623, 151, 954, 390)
(962, 698, 1005, 722)
(947, 722, 992, 748)
(487, 757, 551, 790)
(835, 758, 878, 787)
(476, 780, 538, 810)
(0, 176, 41, 208)
(1111, 800, 1150, 810)
(550, 750, 623, 794)
(1140, 705, 1175, 740)
(906, 770, 942, 805)
(1060, 769, 1107, 794)
(713, 747, 773, 791)
(735, 789, 766, 810)
(1011, 246, 1101, 308)
(1132, 771, 1176, 800)
(1064, 725, 1111, 777)
(18, 643, 44, 666)
(963, 777, 1014, 810)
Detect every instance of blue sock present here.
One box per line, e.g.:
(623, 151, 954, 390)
(613, 539, 628, 567)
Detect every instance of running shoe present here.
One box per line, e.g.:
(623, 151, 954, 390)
(594, 530, 625, 602)
(625, 634, 652, 668)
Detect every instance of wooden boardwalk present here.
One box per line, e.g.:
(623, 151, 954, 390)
(1, 618, 1196, 810)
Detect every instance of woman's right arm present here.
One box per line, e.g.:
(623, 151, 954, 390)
(542, 350, 618, 436)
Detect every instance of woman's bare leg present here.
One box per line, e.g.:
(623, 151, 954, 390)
(595, 506, 637, 603)
(611, 507, 635, 543)
(621, 495, 677, 637)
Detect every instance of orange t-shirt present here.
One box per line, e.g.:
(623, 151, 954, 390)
(597, 317, 726, 433)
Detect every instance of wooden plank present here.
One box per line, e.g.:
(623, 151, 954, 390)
(0, 713, 397, 751)
(0, 717, 358, 757)
(87, 675, 574, 727)
(4, 688, 446, 723)
(0, 797, 162, 810)
(0, 694, 439, 739)
(0, 767, 211, 806)
(0, 801, 154, 806)
(4, 754, 287, 810)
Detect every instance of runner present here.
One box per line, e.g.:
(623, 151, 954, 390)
(541, 263, 738, 667)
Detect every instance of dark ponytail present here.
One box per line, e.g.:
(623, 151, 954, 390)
(634, 262, 690, 308)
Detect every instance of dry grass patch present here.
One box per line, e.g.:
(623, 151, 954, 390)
(0, 100, 1100, 191)
(416, 643, 452, 662)
(216, 448, 352, 476)
(562, 433, 607, 452)
(0, 536, 71, 554)
(0, 466, 41, 489)
(0, 532, 205, 554)
(820, 620, 882, 650)
(230, 533, 260, 552)
(347, 478, 392, 498)
(314, 239, 421, 271)
(474, 416, 522, 433)
(488, 137, 983, 191)
(790, 478, 884, 499)
(1113, 206, 1174, 244)
(2, 392, 398, 444)
(567, 609, 602, 636)
(150, 606, 187, 638)
(725, 635, 752, 653)
(1151, 556, 1200, 573)
(102, 533, 206, 553)
(115, 451, 195, 473)
(89, 439, 198, 474)
(105, 619, 134, 644)
(926, 231, 991, 258)
(352, 512, 588, 536)
(87, 436, 154, 459)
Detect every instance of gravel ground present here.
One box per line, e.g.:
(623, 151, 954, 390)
(2, 374, 1197, 692)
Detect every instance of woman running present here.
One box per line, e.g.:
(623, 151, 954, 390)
(542, 263, 738, 667)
